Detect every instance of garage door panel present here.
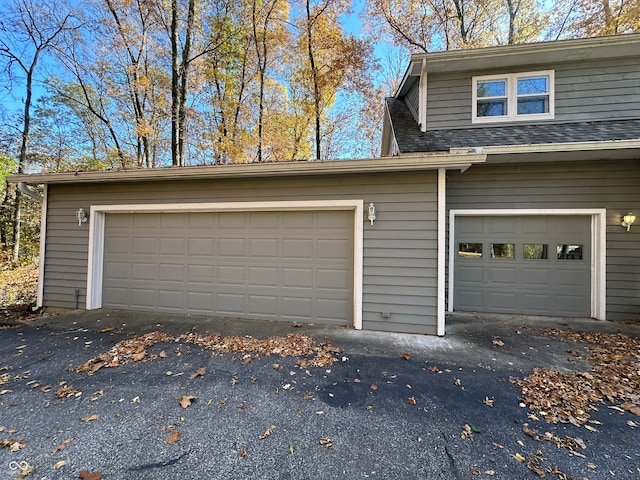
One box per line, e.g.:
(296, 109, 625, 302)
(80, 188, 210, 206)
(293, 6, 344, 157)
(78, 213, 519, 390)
(456, 290, 483, 309)
(103, 211, 353, 325)
(284, 211, 314, 229)
(488, 292, 517, 310)
(104, 261, 129, 280)
(282, 268, 313, 288)
(106, 236, 131, 254)
(218, 238, 246, 256)
(488, 266, 516, 284)
(457, 265, 483, 283)
(249, 238, 279, 257)
(521, 268, 550, 286)
(316, 298, 349, 320)
(158, 263, 185, 281)
(317, 268, 349, 289)
(188, 238, 215, 255)
(131, 262, 157, 280)
(248, 266, 279, 287)
(248, 295, 278, 316)
(283, 239, 313, 258)
(454, 215, 590, 317)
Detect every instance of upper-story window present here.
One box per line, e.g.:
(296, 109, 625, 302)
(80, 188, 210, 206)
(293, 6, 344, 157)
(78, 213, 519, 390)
(472, 70, 554, 123)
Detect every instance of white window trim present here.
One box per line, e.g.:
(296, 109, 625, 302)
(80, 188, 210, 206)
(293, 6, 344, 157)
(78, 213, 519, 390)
(472, 70, 555, 124)
(447, 209, 606, 320)
(86, 200, 364, 330)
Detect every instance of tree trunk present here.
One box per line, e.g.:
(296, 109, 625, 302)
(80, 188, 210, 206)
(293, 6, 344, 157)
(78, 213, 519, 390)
(305, 0, 321, 160)
(170, 0, 181, 166)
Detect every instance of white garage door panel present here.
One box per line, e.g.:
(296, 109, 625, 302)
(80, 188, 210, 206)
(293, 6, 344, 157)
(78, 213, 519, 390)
(454, 215, 591, 317)
(102, 210, 354, 325)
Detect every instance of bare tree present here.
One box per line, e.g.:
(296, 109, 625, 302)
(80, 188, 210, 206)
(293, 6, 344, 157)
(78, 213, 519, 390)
(0, 0, 76, 261)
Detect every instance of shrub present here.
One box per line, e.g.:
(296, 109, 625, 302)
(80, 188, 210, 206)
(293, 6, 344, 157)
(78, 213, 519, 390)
(0, 263, 38, 318)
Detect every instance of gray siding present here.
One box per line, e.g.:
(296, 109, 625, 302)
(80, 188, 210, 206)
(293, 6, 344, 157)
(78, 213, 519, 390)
(446, 159, 640, 321)
(42, 172, 439, 334)
(426, 57, 640, 129)
(405, 80, 420, 123)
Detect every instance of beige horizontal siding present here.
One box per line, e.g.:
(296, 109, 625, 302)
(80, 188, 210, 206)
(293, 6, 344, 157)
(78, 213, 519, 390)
(43, 171, 439, 334)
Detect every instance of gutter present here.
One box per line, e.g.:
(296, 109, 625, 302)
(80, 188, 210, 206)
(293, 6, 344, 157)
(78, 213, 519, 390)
(18, 182, 43, 201)
(9, 154, 488, 185)
(450, 139, 640, 155)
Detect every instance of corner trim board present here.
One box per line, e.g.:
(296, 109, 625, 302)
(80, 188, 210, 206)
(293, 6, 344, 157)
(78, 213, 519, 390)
(86, 200, 364, 330)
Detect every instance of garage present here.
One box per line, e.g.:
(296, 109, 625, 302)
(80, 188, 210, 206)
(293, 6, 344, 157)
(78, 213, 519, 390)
(453, 215, 591, 317)
(101, 209, 354, 325)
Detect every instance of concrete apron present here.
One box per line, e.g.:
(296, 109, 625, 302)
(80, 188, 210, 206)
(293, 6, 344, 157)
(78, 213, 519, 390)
(28, 308, 640, 373)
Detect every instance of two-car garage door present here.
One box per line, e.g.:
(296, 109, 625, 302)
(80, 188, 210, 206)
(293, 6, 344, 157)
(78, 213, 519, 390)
(454, 215, 591, 317)
(102, 210, 354, 325)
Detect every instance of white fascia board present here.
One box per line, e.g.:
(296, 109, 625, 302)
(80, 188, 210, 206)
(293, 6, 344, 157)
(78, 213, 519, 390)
(10, 154, 487, 185)
(451, 139, 640, 155)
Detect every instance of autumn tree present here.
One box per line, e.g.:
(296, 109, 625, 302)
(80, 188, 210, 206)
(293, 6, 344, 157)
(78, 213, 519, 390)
(0, 0, 77, 261)
(547, 0, 640, 39)
(295, 0, 373, 159)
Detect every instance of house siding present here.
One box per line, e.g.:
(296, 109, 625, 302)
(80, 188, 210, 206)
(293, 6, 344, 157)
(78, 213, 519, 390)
(405, 80, 420, 124)
(42, 172, 439, 334)
(427, 56, 640, 129)
(446, 159, 640, 321)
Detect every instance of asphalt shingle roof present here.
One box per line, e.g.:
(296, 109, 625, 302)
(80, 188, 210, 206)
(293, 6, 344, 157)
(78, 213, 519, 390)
(386, 97, 640, 154)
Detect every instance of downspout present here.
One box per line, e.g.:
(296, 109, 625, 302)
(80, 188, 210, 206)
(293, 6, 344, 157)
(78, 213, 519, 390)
(18, 182, 43, 202)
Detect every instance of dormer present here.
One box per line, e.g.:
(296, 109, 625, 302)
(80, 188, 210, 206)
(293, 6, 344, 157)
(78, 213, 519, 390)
(382, 34, 640, 156)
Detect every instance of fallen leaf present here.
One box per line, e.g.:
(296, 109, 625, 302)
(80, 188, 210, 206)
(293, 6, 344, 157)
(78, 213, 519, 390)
(402, 353, 411, 360)
(484, 470, 496, 476)
(189, 367, 206, 379)
(370, 384, 377, 390)
(492, 338, 505, 347)
(79, 470, 103, 480)
(99, 326, 115, 333)
(427, 365, 441, 373)
(483, 396, 494, 407)
(80, 414, 99, 422)
(180, 395, 196, 409)
(165, 431, 181, 444)
(159, 350, 167, 358)
(258, 425, 276, 440)
(53, 460, 66, 470)
(272, 363, 283, 370)
(51, 436, 74, 454)
(240, 445, 247, 457)
(470, 467, 479, 475)
(319, 437, 333, 449)
(408, 397, 416, 405)
(513, 453, 526, 462)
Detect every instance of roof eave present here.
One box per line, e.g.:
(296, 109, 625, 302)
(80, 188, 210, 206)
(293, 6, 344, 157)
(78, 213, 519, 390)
(9, 155, 488, 185)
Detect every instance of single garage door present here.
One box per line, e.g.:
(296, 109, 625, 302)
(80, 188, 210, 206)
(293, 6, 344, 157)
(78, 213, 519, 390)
(454, 215, 590, 317)
(102, 210, 354, 325)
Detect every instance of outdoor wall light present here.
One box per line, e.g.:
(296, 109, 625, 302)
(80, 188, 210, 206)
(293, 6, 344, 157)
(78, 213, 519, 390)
(367, 202, 377, 225)
(622, 212, 636, 232)
(76, 208, 88, 226)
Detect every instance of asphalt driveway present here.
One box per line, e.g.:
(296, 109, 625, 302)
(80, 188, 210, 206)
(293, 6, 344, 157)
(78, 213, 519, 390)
(0, 310, 638, 479)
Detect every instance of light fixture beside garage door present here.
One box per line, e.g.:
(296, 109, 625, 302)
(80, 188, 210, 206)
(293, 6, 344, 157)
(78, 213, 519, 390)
(622, 212, 636, 231)
(76, 208, 88, 226)
(367, 202, 377, 225)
